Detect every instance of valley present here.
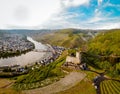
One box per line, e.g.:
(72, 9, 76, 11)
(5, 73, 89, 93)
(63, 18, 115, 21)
(0, 29, 120, 94)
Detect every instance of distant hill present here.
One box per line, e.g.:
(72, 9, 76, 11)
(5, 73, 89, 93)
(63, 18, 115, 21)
(0, 30, 8, 38)
(88, 29, 120, 56)
(0, 29, 53, 36)
(32, 28, 99, 48)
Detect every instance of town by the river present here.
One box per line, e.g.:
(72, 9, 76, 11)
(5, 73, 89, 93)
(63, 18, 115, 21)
(0, 36, 52, 67)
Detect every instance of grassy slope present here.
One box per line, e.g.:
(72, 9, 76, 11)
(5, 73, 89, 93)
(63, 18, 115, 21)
(33, 29, 89, 48)
(14, 51, 68, 90)
(56, 71, 97, 94)
(0, 51, 67, 93)
(88, 29, 120, 56)
(87, 29, 120, 78)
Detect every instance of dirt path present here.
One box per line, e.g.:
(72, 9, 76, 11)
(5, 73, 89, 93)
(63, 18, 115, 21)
(0, 79, 15, 89)
(0, 82, 14, 88)
(23, 72, 86, 94)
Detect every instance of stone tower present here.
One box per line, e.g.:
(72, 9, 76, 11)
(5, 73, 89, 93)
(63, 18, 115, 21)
(76, 51, 82, 64)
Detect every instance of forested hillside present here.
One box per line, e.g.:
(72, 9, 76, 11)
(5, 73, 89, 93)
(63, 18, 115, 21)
(88, 29, 120, 56)
(87, 29, 120, 78)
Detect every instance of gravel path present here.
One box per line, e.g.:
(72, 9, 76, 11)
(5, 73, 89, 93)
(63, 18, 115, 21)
(23, 72, 86, 94)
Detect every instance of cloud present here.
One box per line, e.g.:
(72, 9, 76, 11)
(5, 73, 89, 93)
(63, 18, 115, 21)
(0, 0, 62, 29)
(42, 8, 120, 30)
(41, 11, 84, 29)
(0, 0, 120, 30)
(87, 9, 103, 23)
(0, 0, 91, 29)
(98, 22, 120, 29)
(82, 16, 120, 29)
(89, 21, 120, 30)
(61, 0, 90, 7)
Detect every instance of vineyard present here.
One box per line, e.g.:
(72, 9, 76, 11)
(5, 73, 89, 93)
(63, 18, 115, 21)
(14, 51, 67, 90)
(14, 77, 59, 90)
(100, 80, 120, 94)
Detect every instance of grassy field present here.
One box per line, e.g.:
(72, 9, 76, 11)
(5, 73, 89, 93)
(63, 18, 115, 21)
(56, 71, 97, 94)
(56, 80, 96, 94)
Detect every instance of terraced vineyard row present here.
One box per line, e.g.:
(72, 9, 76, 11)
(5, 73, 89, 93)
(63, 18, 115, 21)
(100, 80, 120, 94)
(14, 76, 60, 90)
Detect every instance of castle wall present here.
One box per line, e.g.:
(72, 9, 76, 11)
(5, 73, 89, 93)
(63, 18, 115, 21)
(66, 52, 82, 65)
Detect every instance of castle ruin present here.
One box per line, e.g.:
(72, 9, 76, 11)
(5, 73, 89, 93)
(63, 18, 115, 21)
(65, 51, 82, 67)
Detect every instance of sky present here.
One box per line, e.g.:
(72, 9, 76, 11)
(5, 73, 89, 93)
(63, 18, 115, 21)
(0, 0, 120, 29)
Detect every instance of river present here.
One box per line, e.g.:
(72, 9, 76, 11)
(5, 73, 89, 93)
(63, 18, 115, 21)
(0, 36, 51, 67)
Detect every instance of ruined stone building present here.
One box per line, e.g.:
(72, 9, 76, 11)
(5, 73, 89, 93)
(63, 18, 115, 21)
(65, 52, 82, 67)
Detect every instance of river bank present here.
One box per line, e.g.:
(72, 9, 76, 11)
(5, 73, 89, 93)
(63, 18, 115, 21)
(0, 34, 35, 59)
(0, 36, 52, 67)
